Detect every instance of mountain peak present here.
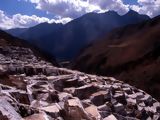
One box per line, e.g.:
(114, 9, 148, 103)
(125, 9, 139, 15)
(105, 10, 119, 16)
(124, 9, 150, 20)
(80, 12, 98, 18)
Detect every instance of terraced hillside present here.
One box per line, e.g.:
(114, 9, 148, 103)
(0, 31, 160, 120)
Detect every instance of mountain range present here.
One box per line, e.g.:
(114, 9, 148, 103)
(0, 8, 160, 119)
(6, 10, 150, 61)
(5, 10, 160, 101)
(72, 15, 160, 101)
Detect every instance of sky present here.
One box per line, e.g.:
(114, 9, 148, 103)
(0, 0, 160, 29)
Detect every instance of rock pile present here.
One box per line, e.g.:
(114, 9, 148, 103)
(0, 40, 160, 120)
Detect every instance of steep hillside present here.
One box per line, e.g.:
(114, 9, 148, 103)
(0, 30, 58, 66)
(73, 15, 160, 101)
(6, 10, 150, 61)
(6, 28, 28, 37)
(19, 22, 63, 42)
(0, 30, 159, 120)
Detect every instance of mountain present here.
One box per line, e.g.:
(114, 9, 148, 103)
(72, 15, 160, 101)
(19, 22, 63, 42)
(0, 30, 58, 66)
(6, 10, 150, 61)
(0, 30, 159, 120)
(6, 28, 28, 37)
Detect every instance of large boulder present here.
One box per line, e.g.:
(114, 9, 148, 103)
(41, 104, 62, 118)
(90, 91, 109, 106)
(85, 105, 102, 120)
(103, 114, 117, 120)
(0, 98, 22, 120)
(73, 84, 99, 99)
(64, 98, 91, 120)
(24, 112, 50, 120)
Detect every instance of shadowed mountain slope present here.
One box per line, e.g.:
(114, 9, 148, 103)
(6, 28, 28, 37)
(72, 15, 160, 101)
(6, 10, 150, 61)
(0, 30, 58, 66)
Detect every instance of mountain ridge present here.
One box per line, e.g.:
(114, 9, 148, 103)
(6, 10, 150, 61)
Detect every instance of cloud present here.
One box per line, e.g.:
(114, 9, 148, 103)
(89, 0, 129, 15)
(25, 0, 160, 18)
(25, 0, 129, 18)
(0, 10, 14, 30)
(1, 0, 160, 29)
(130, 0, 160, 17)
(53, 17, 72, 24)
(0, 10, 72, 30)
(27, 0, 102, 18)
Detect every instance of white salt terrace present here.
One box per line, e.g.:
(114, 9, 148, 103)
(0, 44, 159, 120)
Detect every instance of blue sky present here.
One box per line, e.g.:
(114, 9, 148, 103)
(0, 0, 160, 29)
(0, 0, 138, 17)
(123, 0, 138, 5)
(0, 0, 54, 18)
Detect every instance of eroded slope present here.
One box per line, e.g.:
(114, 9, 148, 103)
(73, 15, 160, 101)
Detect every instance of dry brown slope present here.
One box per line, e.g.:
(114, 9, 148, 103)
(73, 15, 160, 101)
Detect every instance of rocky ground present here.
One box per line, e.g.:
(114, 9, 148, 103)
(0, 38, 160, 120)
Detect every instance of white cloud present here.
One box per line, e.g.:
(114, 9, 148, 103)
(28, 0, 102, 18)
(24, 0, 160, 18)
(0, 10, 14, 30)
(53, 17, 72, 24)
(1, 0, 160, 29)
(25, 0, 129, 18)
(89, 0, 129, 15)
(0, 10, 72, 30)
(130, 0, 160, 17)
